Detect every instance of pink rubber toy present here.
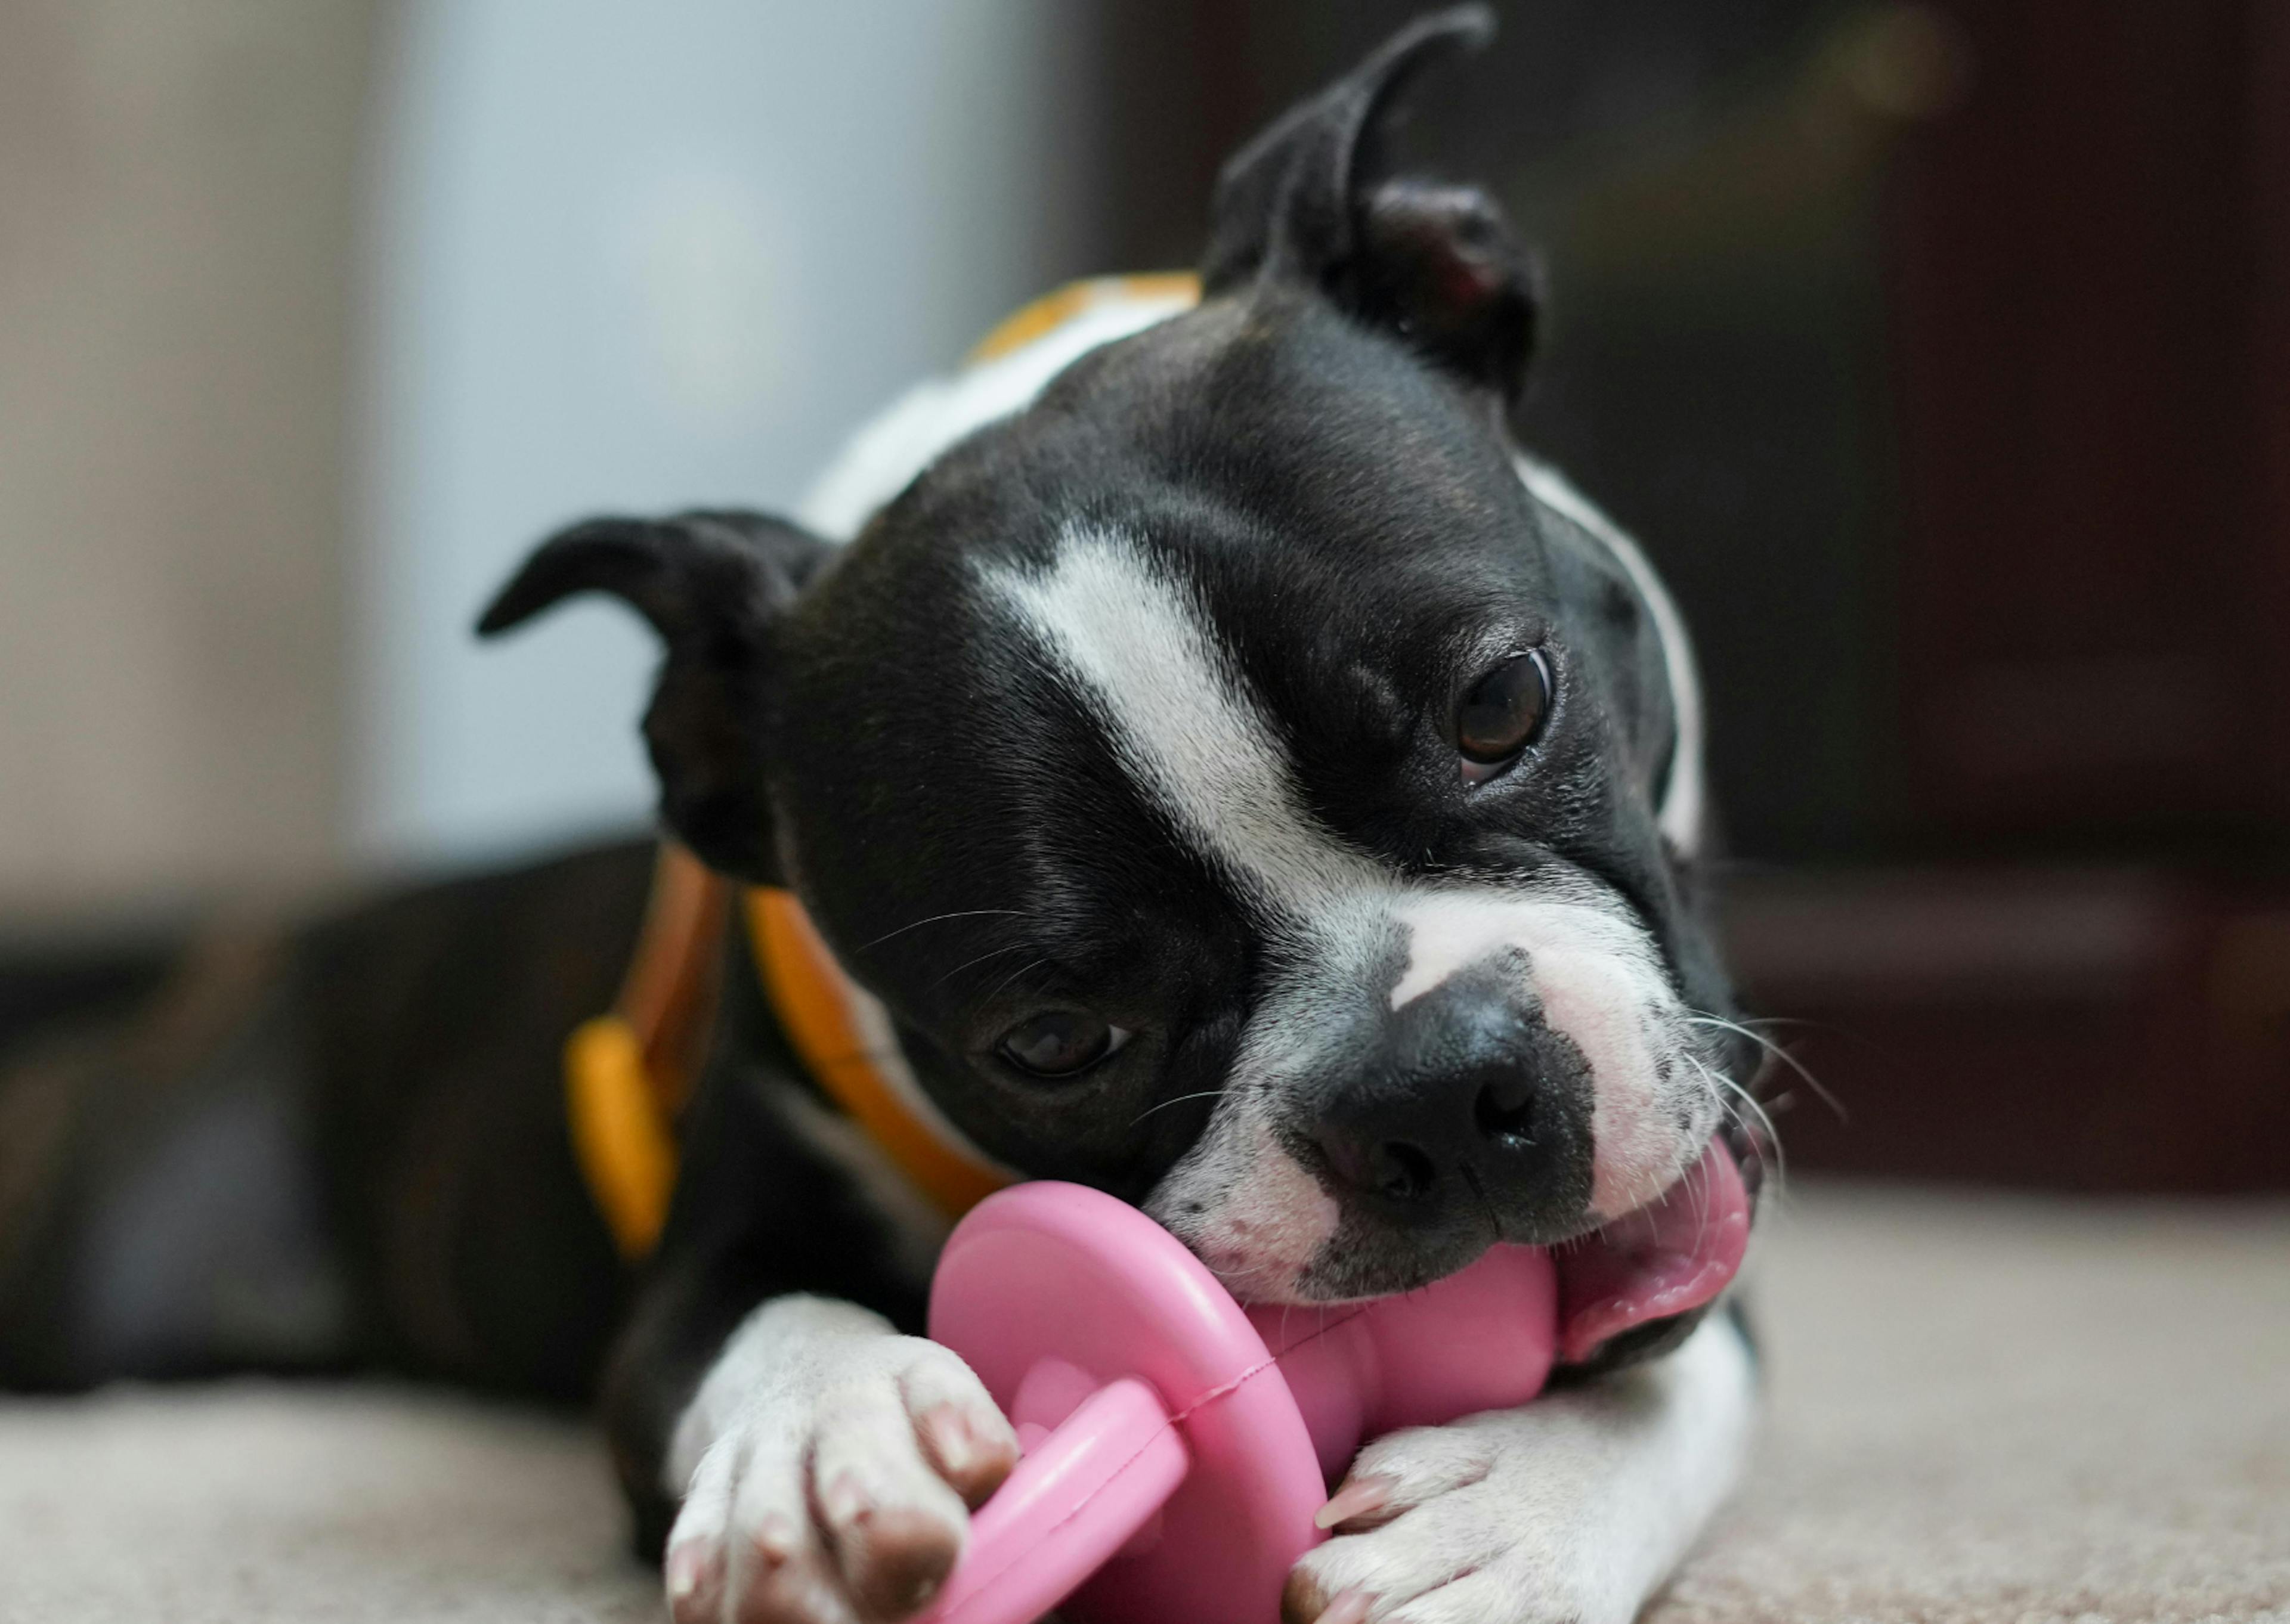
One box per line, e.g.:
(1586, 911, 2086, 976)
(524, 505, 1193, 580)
(913, 1183, 1550, 1624)
(916, 1142, 1750, 1624)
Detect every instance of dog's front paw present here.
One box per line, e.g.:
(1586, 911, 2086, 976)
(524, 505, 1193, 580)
(1283, 1409, 1635, 1624)
(663, 1298, 1018, 1624)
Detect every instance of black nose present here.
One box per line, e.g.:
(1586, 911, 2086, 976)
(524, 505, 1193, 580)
(1309, 971, 1592, 1240)
(1313, 1052, 1552, 1195)
(1474, 1066, 1536, 1144)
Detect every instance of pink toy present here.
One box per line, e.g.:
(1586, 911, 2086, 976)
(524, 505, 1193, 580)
(916, 1144, 1749, 1624)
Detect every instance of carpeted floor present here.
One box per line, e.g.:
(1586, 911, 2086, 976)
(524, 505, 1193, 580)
(1658, 1189, 2290, 1623)
(2, 1186, 2285, 1623)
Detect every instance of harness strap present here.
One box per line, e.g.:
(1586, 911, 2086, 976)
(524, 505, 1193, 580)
(564, 844, 726, 1259)
(745, 890, 1013, 1219)
(567, 868, 1016, 1260)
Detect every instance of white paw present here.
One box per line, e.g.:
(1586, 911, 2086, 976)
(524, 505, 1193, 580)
(662, 1297, 1018, 1624)
(1285, 1409, 1642, 1624)
(1286, 1318, 1757, 1624)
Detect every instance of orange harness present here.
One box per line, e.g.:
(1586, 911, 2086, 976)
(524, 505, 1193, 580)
(564, 849, 1015, 1259)
(565, 274, 1200, 1260)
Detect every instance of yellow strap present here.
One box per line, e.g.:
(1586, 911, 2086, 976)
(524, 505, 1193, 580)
(565, 883, 1015, 1258)
(565, 1015, 680, 1259)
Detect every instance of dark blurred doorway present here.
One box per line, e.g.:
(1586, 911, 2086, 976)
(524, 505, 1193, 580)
(1073, 0, 2290, 1191)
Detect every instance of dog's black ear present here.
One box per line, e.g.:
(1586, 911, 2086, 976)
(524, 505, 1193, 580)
(477, 509, 833, 884)
(1201, 5, 1536, 401)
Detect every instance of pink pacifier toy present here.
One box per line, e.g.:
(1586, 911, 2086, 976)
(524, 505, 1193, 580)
(915, 1143, 1750, 1624)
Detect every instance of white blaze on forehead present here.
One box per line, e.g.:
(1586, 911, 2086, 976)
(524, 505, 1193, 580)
(982, 523, 1378, 923)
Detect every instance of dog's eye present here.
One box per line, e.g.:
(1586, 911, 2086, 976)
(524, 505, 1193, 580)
(997, 1011, 1129, 1078)
(1457, 649, 1552, 777)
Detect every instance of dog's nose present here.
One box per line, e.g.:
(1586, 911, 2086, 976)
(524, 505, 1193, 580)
(1474, 1067, 1536, 1143)
(1310, 972, 1590, 1238)
(1313, 1053, 1546, 1197)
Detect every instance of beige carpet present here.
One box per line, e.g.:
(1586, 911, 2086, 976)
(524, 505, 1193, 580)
(2, 1186, 2285, 1623)
(1660, 1189, 2290, 1623)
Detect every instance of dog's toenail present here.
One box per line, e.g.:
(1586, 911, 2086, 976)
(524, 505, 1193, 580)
(1316, 1475, 1395, 1529)
(750, 1514, 799, 1566)
(924, 1405, 976, 1474)
(822, 1473, 869, 1527)
(664, 1542, 714, 1599)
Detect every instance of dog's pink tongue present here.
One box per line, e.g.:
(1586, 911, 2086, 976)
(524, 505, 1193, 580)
(1553, 1141, 1750, 1365)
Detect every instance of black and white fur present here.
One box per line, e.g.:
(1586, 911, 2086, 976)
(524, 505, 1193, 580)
(488, 14, 1764, 1622)
(0, 13, 1762, 1624)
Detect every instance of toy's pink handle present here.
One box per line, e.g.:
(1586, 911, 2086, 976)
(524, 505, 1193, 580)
(920, 1378, 1190, 1624)
(926, 1182, 1331, 1624)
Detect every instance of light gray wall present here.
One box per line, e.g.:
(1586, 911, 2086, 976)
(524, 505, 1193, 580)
(355, 0, 1090, 869)
(0, 1, 1088, 917)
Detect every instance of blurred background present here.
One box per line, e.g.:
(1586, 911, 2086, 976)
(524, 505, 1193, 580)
(2, 0, 2284, 1196)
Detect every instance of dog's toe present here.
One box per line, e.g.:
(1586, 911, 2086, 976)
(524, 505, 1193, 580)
(1286, 1413, 1632, 1624)
(809, 1375, 970, 1616)
(665, 1333, 1016, 1624)
(896, 1341, 1020, 1508)
(679, 1426, 861, 1624)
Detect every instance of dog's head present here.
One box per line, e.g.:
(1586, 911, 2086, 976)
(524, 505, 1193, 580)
(484, 10, 1752, 1327)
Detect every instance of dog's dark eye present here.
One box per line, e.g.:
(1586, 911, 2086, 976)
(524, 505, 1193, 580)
(997, 1011, 1129, 1078)
(1457, 649, 1552, 776)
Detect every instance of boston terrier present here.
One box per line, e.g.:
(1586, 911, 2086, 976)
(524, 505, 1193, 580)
(0, 11, 1766, 1624)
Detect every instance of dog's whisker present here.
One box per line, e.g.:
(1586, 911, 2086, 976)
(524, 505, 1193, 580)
(1684, 1013, 1846, 1124)
(1686, 1053, 1786, 1201)
(1664, 1096, 1713, 1239)
(1687, 1123, 1711, 1237)
(927, 940, 1038, 990)
(978, 956, 1053, 1005)
(854, 909, 1027, 955)
(1129, 1089, 1227, 1129)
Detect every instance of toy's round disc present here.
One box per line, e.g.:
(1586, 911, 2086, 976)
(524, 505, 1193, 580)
(929, 1182, 1328, 1624)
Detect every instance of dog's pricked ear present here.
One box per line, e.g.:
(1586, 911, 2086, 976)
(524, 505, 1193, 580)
(1202, 5, 1536, 400)
(478, 509, 833, 884)
(1350, 177, 1538, 401)
(1201, 6, 1493, 287)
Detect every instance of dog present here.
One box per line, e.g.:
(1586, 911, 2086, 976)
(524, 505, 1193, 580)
(0, 12, 1766, 1623)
